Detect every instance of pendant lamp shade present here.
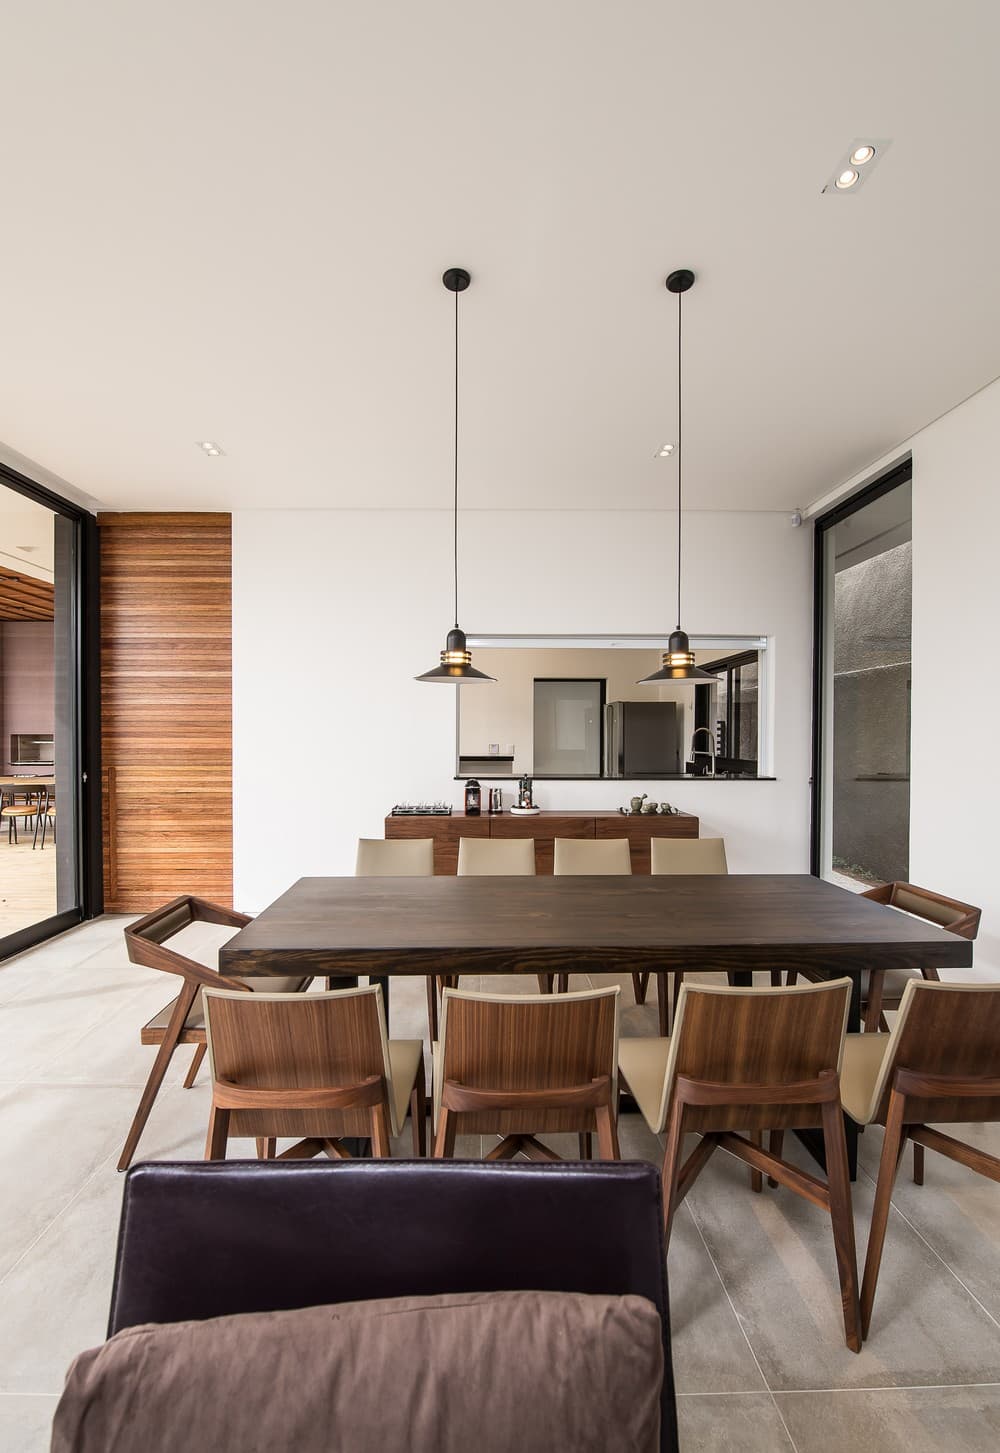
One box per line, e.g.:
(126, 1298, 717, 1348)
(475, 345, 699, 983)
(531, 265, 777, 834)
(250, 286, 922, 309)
(416, 268, 495, 685)
(639, 268, 716, 685)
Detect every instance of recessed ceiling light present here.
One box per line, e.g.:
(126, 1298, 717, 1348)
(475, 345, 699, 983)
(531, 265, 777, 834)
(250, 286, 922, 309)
(823, 139, 891, 194)
(197, 440, 225, 457)
(655, 443, 676, 458)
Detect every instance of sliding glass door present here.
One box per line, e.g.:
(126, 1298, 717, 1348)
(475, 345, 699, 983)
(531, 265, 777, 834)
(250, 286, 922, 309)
(812, 461, 912, 888)
(0, 466, 100, 957)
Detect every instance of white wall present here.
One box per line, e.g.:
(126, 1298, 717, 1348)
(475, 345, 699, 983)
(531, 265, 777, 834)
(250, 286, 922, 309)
(812, 376, 1000, 980)
(233, 509, 812, 911)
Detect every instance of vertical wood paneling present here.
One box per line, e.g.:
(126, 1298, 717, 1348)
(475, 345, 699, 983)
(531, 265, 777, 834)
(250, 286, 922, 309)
(98, 513, 232, 911)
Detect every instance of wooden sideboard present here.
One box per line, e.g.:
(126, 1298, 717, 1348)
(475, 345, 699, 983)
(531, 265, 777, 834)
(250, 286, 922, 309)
(384, 808, 699, 875)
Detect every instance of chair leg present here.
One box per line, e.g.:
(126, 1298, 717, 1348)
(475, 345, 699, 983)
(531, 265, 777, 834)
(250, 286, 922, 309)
(183, 1043, 207, 1088)
(656, 973, 670, 1037)
(425, 975, 439, 1039)
(578, 1132, 592, 1160)
(204, 1105, 230, 1160)
(595, 1102, 620, 1160)
(255, 1137, 276, 1159)
(912, 1142, 925, 1185)
(633, 971, 649, 1005)
(660, 1102, 687, 1244)
(864, 971, 885, 1033)
(557, 973, 570, 993)
(786, 970, 798, 985)
(860, 1090, 909, 1340)
(750, 1130, 764, 1193)
(117, 983, 197, 1171)
(821, 1096, 862, 1353)
(672, 970, 685, 1019)
(433, 1105, 457, 1158)
(537, 973, 555, 993)
(370, 1102, 392, 1158)
(767, 1130, 784, 1188)
(411, 1060, 427, 1157)
(769, 971, 782, 986)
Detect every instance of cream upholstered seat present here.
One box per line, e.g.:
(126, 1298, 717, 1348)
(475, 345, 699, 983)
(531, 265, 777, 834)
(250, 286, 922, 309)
(553, 837, 631, 875)
(143, 975, 310, 1038)
(619, 977, 861, 1352)
(203, 984, 426, 1160)
(650, 836, 727, 875)
(457, 836, 536, 875)
(837, 980, 1000, 1339)
(649, 835, 731, 1027)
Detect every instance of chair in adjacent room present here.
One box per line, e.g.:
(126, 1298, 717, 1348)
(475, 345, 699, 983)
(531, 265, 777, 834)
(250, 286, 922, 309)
(118, 895, 313, 1171)
(202, 983, 426, 1160)
(840, 979, 1000, 1339)
(433, 984, 621, 1162)
(648, 836, 734, 1032)
(619, 977, 861, 1352)
(552, 836, 645, 1000)
(355, 836, 437, 1032)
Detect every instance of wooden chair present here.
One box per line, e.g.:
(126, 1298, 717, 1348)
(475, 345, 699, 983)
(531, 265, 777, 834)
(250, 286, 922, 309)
(355, 836, 438, 1034)
(202, 984, 426, 1160)
(433, 984, 621, 1162)
(1, 788, 39, 844)
(619, 977, 861, 1352)
(841, 979, 1000, 1339)
(552, 836, 645, 1002)
(456, 835, 548, 994)
(857, 882, 980, 1032)
(118, 896, 313, 1171)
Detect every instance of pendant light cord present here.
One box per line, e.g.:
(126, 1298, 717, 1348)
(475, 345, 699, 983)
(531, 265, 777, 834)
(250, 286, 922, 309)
(453, 284, 460, 628)
(676, 289, 683, 631)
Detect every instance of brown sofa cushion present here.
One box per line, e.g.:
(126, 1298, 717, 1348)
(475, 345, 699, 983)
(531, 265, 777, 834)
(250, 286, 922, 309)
(52, 1289, 663, 1453)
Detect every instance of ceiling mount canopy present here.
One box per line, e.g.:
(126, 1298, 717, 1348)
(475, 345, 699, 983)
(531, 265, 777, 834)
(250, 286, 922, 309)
(416, 268, 495, 684)
(639, 268, 717, 686)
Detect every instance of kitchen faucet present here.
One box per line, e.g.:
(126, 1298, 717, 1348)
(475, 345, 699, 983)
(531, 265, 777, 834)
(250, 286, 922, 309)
(690, 726, 716, 777)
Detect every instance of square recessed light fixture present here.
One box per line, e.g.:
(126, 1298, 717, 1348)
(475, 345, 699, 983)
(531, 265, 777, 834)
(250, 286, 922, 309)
(197, 440, 225, 457)
(655, 442, 676, 458)
(822, 139, 891, 194)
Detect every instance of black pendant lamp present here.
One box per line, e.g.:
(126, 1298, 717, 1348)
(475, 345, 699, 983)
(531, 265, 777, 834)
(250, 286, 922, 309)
(639, 268, 717, 685)
(416, 268, 495, 684)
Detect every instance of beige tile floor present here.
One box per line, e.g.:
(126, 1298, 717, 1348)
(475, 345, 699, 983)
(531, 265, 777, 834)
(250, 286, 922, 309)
(1, 917, 999, 1451)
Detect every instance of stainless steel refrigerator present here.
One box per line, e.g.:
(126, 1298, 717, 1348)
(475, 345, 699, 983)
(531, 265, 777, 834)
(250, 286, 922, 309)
(604, 701, 681, 777)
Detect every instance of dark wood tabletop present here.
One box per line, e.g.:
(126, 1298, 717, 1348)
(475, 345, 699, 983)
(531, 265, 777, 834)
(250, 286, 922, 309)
(220, 874, 975, 980)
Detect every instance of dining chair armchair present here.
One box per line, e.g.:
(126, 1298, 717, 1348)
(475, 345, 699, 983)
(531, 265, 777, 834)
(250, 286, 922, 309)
(118, 895, 313, 1171)
(456, 835, 545, 992)
(649, 836, 742, 1031)
(840, 979, 1000, 1338)
(355, 836, 438, 1033)
(433, 984, 621, 1162)
(552, 836, 644, 1000)
(202, 983, 426, 1160)
(857, 881, 981, 1032)
(619, 977, 861, 1352)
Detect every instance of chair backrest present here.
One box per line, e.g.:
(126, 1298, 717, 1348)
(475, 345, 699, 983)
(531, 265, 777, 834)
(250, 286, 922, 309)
(124, 895, 252, 992)
(650, 837, 727, 875)
(438, 986, 620, 1134)
(356, 837, 434, 876)
(652, 979, 852, 1134)
(457, 836, 536, 876)
(203, 985, 401, 1136)
(864, 980, 1000, 1126)
(862, 880, 981, 939)
(553, 837, 631, 875)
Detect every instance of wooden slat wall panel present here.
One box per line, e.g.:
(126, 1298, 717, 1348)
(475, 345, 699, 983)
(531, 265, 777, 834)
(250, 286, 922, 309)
(98, 513, 233, 911)
(0, 565, 54, 621)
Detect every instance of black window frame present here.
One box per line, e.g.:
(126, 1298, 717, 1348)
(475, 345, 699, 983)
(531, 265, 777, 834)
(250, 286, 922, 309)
(694, 650, 759, 775)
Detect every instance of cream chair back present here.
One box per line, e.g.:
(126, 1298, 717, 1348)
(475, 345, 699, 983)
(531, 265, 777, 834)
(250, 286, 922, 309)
(356, 838, 434, 876)
(553, 838, 631, 875)
(651, 836, 727, 875)
(457, 836, 536, 875)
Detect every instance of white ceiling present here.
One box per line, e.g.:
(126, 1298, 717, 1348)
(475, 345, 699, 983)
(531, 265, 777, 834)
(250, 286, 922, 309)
(0, 486, 54, 581)
(0, 2, 998, 515)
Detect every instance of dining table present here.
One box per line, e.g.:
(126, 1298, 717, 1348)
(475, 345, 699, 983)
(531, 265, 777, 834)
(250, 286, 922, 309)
(221, 872, 974, 1175)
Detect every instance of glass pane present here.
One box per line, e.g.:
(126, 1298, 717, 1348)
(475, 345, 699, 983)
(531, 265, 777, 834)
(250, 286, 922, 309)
(819, 481, 911, 888)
